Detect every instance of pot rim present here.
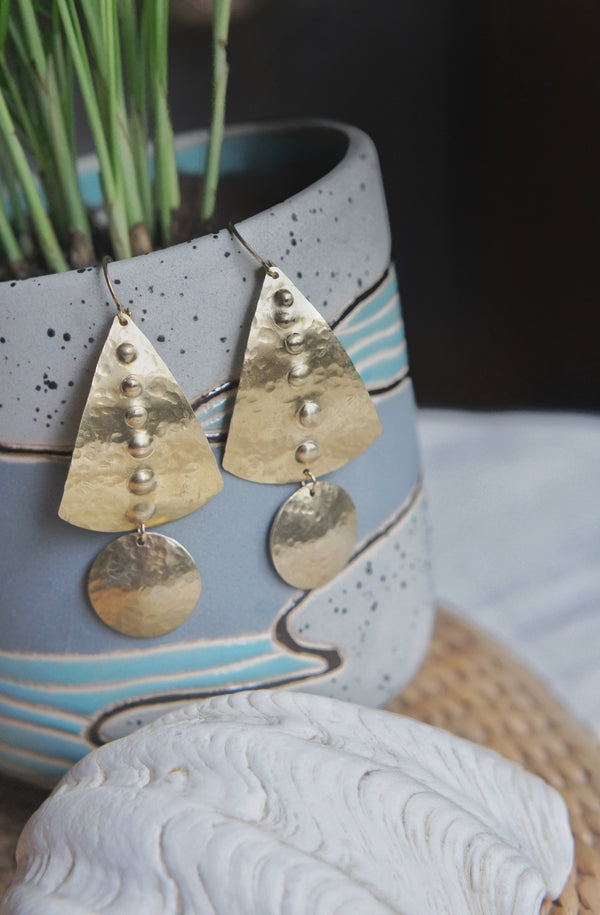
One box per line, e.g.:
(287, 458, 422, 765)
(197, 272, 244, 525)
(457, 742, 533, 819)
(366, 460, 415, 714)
(2, 118, 377, 290)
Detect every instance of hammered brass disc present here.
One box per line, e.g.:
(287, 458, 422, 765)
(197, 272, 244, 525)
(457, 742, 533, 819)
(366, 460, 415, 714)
(88, 532, 201, 637)
(269, 482, 358, 590)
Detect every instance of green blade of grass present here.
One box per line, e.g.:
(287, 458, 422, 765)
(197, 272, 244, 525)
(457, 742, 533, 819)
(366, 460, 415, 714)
(3, 14, 67, 237)
(1, 63, 67, 248)
(146, 0, 179, 244)
(119, 0, 153, 234)
(81, 0, 149, 252)
(201, 0, 232, 223)
(0, 0, 9, 51)
(45, 59, 95, 265)
(103, 0, 149, 250)
(0, 183, 26, 276)
(153, 79, 179, 244)
(51, 5, 76, 159)
(0, 138, 34, 256)
(0, 53, 47, 164)
(128, 108, 154, 237)
(119, 0, 145, 111)
(7, 3, 94, 264)
(56, 0, 131, 259)
(16, 0, 47, 79)
(0, 86, 67, 272)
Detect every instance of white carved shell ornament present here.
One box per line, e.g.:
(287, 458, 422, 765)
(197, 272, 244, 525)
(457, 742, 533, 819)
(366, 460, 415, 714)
(2, 690, 574, 914)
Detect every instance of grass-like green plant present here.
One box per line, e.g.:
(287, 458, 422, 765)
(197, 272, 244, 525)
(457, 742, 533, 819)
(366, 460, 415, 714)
(0, 0, 232, 278)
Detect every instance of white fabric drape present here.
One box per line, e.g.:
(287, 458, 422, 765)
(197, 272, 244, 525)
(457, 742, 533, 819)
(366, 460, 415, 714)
(419, 410, 600, 735)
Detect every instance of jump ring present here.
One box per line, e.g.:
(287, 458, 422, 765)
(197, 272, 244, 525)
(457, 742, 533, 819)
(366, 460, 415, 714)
(302, 468, 318, 495)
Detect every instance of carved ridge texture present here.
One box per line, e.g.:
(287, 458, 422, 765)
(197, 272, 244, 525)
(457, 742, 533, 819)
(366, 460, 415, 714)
(2, 689, 573, 914)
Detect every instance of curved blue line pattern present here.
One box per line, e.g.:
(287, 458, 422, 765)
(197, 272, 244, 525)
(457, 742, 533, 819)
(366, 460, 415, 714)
(0, 651, 324, 716)
(0, 645, 324, 783)
(0, 634, 278, 685)
(0, 643, 323, 783)
(196, 267, 407, 436)
(0, 652, 324, 783)
(339, 269, 407, 388)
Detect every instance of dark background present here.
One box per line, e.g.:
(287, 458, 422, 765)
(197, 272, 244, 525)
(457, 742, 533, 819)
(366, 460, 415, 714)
(168, 0, 599, 410)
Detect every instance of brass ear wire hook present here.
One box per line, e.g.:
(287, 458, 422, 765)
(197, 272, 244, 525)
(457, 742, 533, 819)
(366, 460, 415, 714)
(102, 256, 132, 325)
(228, 221, 279, 279)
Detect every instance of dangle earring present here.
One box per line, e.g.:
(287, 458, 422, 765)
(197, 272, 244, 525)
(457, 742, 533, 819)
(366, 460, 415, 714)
(224, 224, 382, 590)
(59, 257, 223, 638)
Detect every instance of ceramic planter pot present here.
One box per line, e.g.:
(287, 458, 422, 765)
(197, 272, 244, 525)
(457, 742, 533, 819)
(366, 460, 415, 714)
(0, 120, 435, 786)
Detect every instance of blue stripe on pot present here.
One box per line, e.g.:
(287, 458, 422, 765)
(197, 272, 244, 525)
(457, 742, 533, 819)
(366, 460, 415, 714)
(337, 270, 407, 386)
(0, 486, 432, 784)
(0, 743, 74, 782)
(0, 634, 279, 685)
(0, 717, 89, 763)
(0, 696, 86, 735)
(0, 651, 325, 716)
(357, 347, 408, 390)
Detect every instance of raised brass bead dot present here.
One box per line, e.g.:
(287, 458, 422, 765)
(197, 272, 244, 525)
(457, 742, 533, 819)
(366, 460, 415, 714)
(295, 440, 321, 464)
(285, 332, 305, 354)
(116, 342, 138, 364)
(121, 374, 143, 398)
(128, 429, 154, 459)
(275, 288, 294, 307)
(297, 400, 322, 427)
(287, 363, 311, 387)
(274, 308, 296, 328)
(124, 404, 148, 428)
(128, 467, 157, 495)
(127, 501, 156, 524)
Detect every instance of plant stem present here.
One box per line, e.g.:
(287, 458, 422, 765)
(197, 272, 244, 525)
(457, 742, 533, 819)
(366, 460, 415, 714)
(0, 186, 26, 277)
(51, 4, 76, 159)
(6, 7, 67, 240)
(0, 87, 67, 272)
(0, 0, 9, 52)
(0, 0, 183, 272)
(7, 1, 94, 265)
(147, 0, 179, 245)
(119, 0, 154, 235)
(101, 1, 143, 240)
(56, 0, 131, 259)
(201, 0, 232, 223)
(16, 0, 47, 79)
(0, 139, 34, 256)
(0, 53, 47, 171)
(45, 59, 95, 265)
(78, 0, 150, 255)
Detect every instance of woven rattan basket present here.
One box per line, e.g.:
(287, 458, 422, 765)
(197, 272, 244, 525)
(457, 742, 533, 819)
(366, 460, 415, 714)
(1, 607, 599, 912)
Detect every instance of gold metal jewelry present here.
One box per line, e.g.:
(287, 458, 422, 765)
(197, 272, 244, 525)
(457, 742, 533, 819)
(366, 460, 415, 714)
(224, 224, 382, 590)
(59, 257, 223, 637)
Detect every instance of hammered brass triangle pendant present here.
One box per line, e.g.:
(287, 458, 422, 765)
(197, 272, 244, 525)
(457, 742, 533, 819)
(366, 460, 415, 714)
(60, 314, 223, 532)
(223, 267, 382, 484)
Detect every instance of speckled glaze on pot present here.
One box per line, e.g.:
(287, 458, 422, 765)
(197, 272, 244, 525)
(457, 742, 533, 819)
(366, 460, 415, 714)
(0, 121, 435, 785)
